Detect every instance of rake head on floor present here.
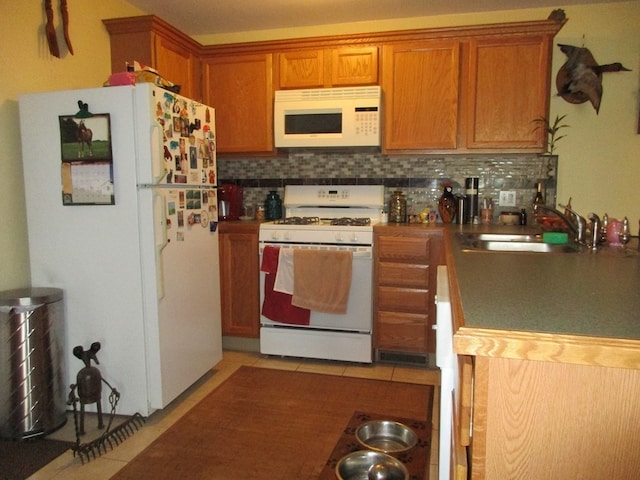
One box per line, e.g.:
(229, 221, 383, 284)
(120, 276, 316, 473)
(68, 380, 146, 464)
(71, 413, 146, 464)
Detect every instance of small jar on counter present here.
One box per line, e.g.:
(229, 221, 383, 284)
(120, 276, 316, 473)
(255, 205, 265, 221)
(388, 191, 407, 223)
(264, 191, 282, 220)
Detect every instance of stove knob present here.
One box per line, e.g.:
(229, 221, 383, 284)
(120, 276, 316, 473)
(270, 231, 280, 240)
(284, 231, 293, 241)
(335, 232, 344, 242)
(350, 232, 358, 243)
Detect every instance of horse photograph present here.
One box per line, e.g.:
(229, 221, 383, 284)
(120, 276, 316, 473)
(77, 120, 93, 157)
(58, 114, 112, 162)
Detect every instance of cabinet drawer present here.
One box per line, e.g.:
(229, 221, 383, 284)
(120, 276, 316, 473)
(377, 286, 430, 312)
(378, 263, 429, 288)
(376, 236, 430, 262)
(376, 312, 428, 351)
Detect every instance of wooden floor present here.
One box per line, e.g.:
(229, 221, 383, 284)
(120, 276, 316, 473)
(33, 351, 441, 479)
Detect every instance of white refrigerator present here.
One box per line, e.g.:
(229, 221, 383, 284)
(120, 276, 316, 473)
(19, 84, 222, 416)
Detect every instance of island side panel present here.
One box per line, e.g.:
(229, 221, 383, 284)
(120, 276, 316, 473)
(472, 356, 640, 479)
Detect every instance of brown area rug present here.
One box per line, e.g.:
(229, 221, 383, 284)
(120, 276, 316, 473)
(0, 438, 74, 480)
(112, 366, 433, 479)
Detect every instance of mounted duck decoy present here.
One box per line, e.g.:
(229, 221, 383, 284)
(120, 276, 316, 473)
(556, 44, 631, 114)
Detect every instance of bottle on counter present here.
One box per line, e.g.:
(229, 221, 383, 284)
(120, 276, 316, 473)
(264, 191, 282, 220)
(533, 181, 545, 206)
(438, 185, 457, 224)
(389, 190, 407, 223)
(519, 208, 527, 225)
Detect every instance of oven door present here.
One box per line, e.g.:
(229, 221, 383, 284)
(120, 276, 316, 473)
(259, 245, 372, 332)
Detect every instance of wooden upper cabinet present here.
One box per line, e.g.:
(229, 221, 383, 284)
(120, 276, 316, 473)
(277, 46, 378, 89)
(103, 16, 202, 100)
(278, 50, 324, 89)
(330, 46, 379, 86)
(464, 35, 551, 150)
(202, 53, 274, 154)
(382, 40, 460, 151)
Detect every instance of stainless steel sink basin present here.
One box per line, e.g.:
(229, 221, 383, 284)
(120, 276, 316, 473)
(457, 232, 581, 254)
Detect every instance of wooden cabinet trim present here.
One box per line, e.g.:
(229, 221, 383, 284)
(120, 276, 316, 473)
(454, 327, 640, 370)
(104, 15, 201, 54)
(199, 19, 565, 56)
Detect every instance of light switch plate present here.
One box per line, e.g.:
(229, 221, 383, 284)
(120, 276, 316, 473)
(499, 190, 517, 207)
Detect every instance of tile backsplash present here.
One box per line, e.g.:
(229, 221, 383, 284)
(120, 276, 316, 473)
(218, 151, 557, 219)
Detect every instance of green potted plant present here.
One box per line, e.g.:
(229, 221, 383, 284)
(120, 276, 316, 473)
(532, 114, 569, 155)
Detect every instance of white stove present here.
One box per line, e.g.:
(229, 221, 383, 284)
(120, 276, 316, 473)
(259, 185, 384, 248)
(258, 185, 384, 363)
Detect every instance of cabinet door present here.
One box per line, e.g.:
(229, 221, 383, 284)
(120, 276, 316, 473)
(382, 40, 460, 151)
(203, 53, 274, 153)
(330, 46, 379, 86)
(465, 35, 550, 150)
(154, 34, 200, 100)
(219, 231, 260, 337)
(278, 46, 378, 89)
(278, 50, 324, 89)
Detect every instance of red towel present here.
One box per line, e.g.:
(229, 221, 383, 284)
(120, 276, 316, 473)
(261, 246, 310, 325)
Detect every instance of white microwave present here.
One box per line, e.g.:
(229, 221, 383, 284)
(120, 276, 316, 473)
(274, 86, 381, 148)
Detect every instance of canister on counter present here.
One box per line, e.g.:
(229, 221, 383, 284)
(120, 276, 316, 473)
(389, 191, 407, 223)
(255, 205, 265, 221)
(456, 196, 466, 224)
(465, 177, 479, 223)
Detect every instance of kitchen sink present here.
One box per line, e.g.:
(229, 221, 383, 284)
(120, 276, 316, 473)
(457, 232, 581, 254)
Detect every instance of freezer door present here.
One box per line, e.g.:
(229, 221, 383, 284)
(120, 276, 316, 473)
(134, 84, 217, 187)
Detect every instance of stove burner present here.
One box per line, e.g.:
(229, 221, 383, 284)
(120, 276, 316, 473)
(275, 216, 320, 225)
(330, 217, 372, 226)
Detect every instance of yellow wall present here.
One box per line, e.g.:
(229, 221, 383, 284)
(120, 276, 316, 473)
(1, 1, 638, 291)
(0, 1, 143, 291)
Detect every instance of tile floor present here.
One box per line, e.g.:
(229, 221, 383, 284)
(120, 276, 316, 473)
(31, 351, 441, 479)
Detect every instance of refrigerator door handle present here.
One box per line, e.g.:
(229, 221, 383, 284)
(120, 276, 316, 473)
(154, 190, 169, 300)
(151, 123, 165, 184)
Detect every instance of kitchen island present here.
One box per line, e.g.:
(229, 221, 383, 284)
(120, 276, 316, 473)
(443, 224, 640, 480)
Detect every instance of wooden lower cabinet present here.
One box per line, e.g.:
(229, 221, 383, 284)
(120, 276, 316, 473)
(469, 355, 640, 479)
(373, 228, 443, 355)
(218, 222, 260, 337)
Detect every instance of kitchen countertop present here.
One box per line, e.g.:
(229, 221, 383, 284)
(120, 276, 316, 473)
(447, 224, 640, 339)
(437, 223, 640, 369)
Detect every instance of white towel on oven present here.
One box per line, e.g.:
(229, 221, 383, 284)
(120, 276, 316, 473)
(273, 248, 294, 295)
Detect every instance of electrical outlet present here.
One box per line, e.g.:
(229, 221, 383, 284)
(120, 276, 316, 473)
(499, 190, 517, 207)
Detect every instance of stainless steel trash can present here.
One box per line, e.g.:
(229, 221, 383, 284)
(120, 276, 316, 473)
(0, 287, 66, 439)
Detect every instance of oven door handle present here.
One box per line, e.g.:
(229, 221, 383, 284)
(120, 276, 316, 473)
(259, 245, 372, 257)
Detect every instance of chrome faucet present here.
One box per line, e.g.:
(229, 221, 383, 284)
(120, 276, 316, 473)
(532, 204, 587, 245)
(587, 212, 601, 251)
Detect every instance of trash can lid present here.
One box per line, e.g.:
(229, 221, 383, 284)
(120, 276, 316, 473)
(0, 287, 63, 306)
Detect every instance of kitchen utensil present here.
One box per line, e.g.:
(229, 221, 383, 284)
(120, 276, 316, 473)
(60, 0, 74, 54)
(45, 0, 60, 58)
(356, 420, 418, 454)
(218, 184, 243, 220)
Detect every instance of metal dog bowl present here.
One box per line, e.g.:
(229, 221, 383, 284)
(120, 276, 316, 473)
(355, 420, 418, 454)
(335, 450, 408, 480)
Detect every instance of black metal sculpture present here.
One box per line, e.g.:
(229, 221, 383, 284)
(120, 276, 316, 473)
(71, 342, 109, 434)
